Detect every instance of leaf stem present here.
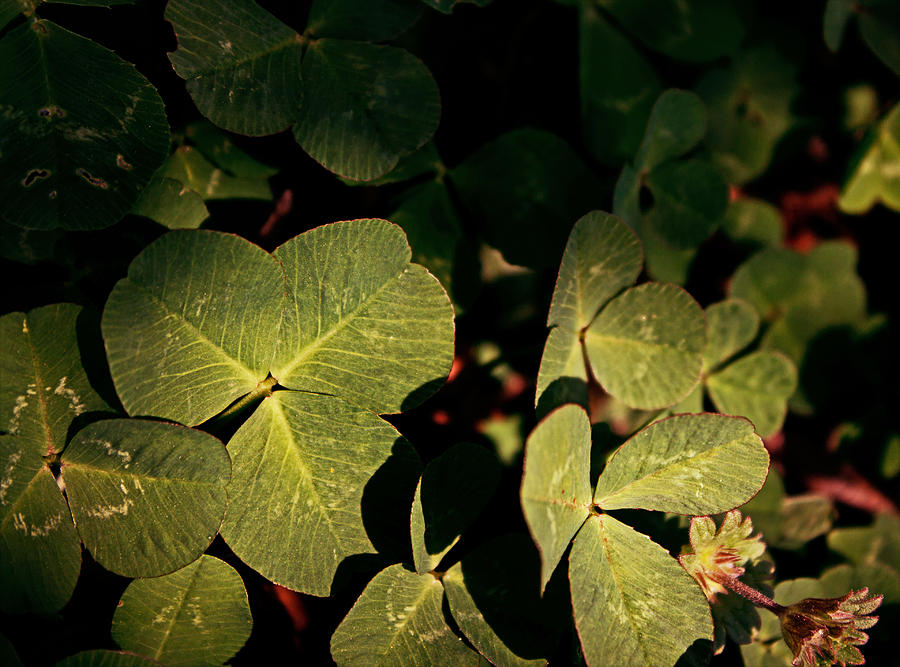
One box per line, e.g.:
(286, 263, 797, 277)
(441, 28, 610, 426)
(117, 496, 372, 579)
(709, 571, 785, 615)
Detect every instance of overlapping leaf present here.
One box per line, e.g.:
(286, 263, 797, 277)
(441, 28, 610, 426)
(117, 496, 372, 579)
(0, 304, 108, 613)
(570, 514, 713, 666)
(330, 563, 479, 665)
(839, 102, 900, 214)
(61, 418, 230, 577)
(220, 391, 421, 596)
(0, 19, 169, 230)
(112, 555, 252, 666)
(305, 0, 424, 42)
(520, 405, 592, 591)
(411, 443, 500, 574)
(55, 651, 160, 667)
(161, 147, 272, 201)
(130, 176, 208, 229)
(593, 414, 768, 514)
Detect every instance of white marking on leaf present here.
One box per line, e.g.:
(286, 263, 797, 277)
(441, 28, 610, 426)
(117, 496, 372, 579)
(0, 451, 22, 504)
(85, 498, 133, 519)
(53, 376, 86, 416)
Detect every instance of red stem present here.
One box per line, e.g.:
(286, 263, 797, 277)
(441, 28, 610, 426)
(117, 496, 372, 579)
(710, 572, 785, 615)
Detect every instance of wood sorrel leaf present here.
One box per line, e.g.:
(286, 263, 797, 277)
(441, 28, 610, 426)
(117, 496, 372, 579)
(706, 350, 797, 438)
(839, 102, 900, 214)
(536, 211, 642, 411)
(570, 513, 712, 667)
(130, 176, 209, 230)
(593, 413, 768, 514)
(520, 404, 592, 592)
(102, 230, 284, 427)
(61, 418, 230, 578)
(634, 89, 707, 173)
(443, 534, 567, 666)
(411, 442, 500, 574)
(271, 219, 454, 414)
(0, 304, 109, 614)
(220, 391, 421, 597)
(584, 282, 706, 410)
(166, 0, 304, 136)
(112, 555, 252, 666)
(330, 563, 478, 665)
(160, 147, 272, 201)
(0, 19, 169, 231)
(294, 39, 440, 181)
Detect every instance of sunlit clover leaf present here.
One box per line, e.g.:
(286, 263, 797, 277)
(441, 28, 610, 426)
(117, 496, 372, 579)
(535, 211, 643, 412)
(60, 418, 230, 578)
(294, 39, 440, 181)
(0, 303, 109, 614)
(593, 414, 769, 514)
(0, 19, 169, 231)
(443, 534, 568, 667)
(271, 219, 454, 415)
(330, 563, 480, 665)
(579, 4, 662, 166)
(411, 442, 500, 574)
(520, 405, 592, 592)
(584, 283, 706, 410)
(55, 650, 161, 667)
(703, 299, 760, 371)
(570, 513, 713, 667)
(306, 0, 424, 42)
(839, 102, 900, 214)
(102, 230, 284, 427)
(111, 555, 252, 666)
(220, 391, 422, 597)
(166, 0, 303, 136)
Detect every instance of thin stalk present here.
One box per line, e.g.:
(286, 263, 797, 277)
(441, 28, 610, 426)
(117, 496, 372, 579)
(710, 571, 786, 615)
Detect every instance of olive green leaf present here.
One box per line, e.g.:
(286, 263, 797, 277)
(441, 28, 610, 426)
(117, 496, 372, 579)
(570, 513, 713, 666)
(55, 651, 161, 667)
(294, 39, 440, 181)
(161, 146, 272, 201)
(271, 219, 454, 414)
(112, 555, 252, 666)
(102, 230, 285, 426)
(61, 418, 230, 577)
(721, 198, 783, 247)
(330, 563, 479, 665)
(411, 442, 500, 574)
(166, 0, 304, 136)
(130, 176, 209, 230)
(593, 414, 769, 514)
(634, 90, 707, 173)
(520, 405, 592, 592)
(584, 283, 706, 410)
(220, 391, 421, 596)
(703, 299, 760, 371)
(839, 102, 900, 214)
(306, 0, 424, 42)
(0, 19, 169, 231)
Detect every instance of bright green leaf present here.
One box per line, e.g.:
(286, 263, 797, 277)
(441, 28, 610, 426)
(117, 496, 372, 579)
(644, 159, 728, 249)
(330, 563, 478, 665)
(584, 283, 705, 410)
(130, 176, 209, 229)
(596, 0, 743, 62)
(704, 299, 760, 371)
(112, 555, 252, 666)
(0, 436, 81, 614)
(0, 19, 169, 230)
(220, 391, 421, 596)
(166, 0, 303, 136)
(706, 351, 797, 438)
(161, 147, 272, 201)
(411, 443, 500, 574)
(451, 129, 602, 269)
(520, 405, 592, 591)
(570, 513, 712, 667)
(721, 198, 783, 247)
(536, 211, 642, 411)
(294, 39, 440, 181)
(839, 102, 900, 214)
(61, 418, 230, 577)
(635, 90, 707, 173)
(102, 230, 284, 426)
(271, 219, 454, 414)
(443, 534, 566, 666)
(594, 413, 768, 514)
(54, 651, 161, 667)
(696, 46, 797, 184)
(306, 0, 424, 42)
(579, 4, 662, 165)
